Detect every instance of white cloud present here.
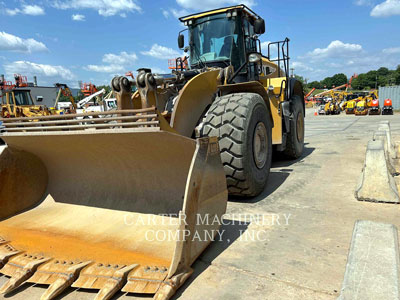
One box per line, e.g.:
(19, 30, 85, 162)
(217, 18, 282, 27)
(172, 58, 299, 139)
(171, 8, 189, 18)
(23, 5, 45, 15)
(382, 47, 400, 54)
(371, 0, 400, 17)
(176, 0, 256, 11)
(86, 64, 125, 73)
(260, 41, 278, 55)
(85, 51, 138, 73)
(292, 61, 314, 72)
(294, 43, 400, 81)
(141, 44, 180, 59)
(4, 61, 75, 81)
(53, 0, 141, 17)
(5, 4, 45, 16)
(354, 0, 374, 5)
(307, 40, 363, 59)
(0, 31, 48, 53)
(72, 14, 85, 21)
(102, 52, 138, 65)
(161, 9, 170, 18)
(161, 8, 189, 19)
(5, 8, 19, 16)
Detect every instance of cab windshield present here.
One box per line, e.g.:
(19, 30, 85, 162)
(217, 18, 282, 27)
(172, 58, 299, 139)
(13, 91, 33, 106)
(188, 14, 244, 70)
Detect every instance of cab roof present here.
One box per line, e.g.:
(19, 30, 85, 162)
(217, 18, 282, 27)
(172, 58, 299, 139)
(179, 4, 260, 22)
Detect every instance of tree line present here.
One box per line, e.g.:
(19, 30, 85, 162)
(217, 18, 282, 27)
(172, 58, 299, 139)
(305, 66, 400, 90)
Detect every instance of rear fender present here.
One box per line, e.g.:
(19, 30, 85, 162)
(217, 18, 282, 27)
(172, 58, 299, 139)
(288, 77, 305, 113)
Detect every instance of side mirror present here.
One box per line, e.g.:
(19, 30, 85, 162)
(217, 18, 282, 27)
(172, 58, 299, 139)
(254, 18, 265, 34)
(178, 34, 184, 49)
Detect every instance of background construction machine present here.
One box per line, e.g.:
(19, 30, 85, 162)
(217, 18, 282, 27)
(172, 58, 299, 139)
(0, 75, 51, 118)
(324, 100, 341, 115)
(344, 94, 359, 114)
(368, 99, 381, 115)
(355, 99, 369, 115)
(0, 5, 304, 300)
(1, 88, 50, 118)
(80, 82, 98, 97)
(382, 98, 394, 115)
(54, 83, 114, 114)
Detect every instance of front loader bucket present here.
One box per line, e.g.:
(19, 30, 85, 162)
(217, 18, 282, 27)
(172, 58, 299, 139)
(0, 113, 227, 300)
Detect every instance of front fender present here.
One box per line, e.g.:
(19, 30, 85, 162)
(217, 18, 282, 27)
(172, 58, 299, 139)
(170, 69, 220, 137)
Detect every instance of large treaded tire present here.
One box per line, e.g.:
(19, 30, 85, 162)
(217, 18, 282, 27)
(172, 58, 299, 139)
(201, 93, 272, 197)
(283, 95, 305, 159)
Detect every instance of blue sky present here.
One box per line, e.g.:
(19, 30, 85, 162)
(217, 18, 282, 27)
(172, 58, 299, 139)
(0, 0, 399, 87)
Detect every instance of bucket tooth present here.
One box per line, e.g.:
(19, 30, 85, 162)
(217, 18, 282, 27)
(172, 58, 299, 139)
(154, 269, 193, 300)
(0, 236, 7, 245)
(72, 263, 139, 296)
(122, 265, 169, 294)
(26, 260, 92, 300)
(0, 255, 51, 294)
(0, 244, 21, 268)
(94, 264, 138, 300)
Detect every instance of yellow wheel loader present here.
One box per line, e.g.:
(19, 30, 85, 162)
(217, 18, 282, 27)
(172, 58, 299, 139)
(0, 5, 304, 300)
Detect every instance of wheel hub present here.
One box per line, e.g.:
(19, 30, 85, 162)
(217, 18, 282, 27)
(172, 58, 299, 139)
(253, 122, 268, 169)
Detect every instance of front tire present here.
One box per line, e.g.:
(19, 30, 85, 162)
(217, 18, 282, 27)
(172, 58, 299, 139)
(201, 93, 272, 197)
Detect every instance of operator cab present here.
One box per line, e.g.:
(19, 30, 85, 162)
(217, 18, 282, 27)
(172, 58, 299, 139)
(178, 5, 266, 83)
(11, 90, 35, 106)
(1, 89, 34, 107)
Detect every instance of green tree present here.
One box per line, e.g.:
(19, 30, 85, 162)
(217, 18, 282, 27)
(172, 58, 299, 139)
(321, 76, 334, 89)
(97, 85, 112, 94)
(377, 67, 389, 76)
(331, 73, 347, 87)
(75, 91, 85, 101)
(308, 81, 322, 89)
(396, 65, 400, 85)
(294, 74, 305, 85)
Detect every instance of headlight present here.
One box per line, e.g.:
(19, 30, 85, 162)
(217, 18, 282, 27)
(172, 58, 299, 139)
(248, 53, 262, 63)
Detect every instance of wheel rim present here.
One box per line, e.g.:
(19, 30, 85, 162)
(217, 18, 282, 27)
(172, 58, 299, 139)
(296, 112, 304, 142)
(253, 122, 268, 169)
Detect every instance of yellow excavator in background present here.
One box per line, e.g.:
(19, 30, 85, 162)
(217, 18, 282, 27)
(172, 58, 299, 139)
(0, 5, 305, 300)
(53, 83, 77, 113)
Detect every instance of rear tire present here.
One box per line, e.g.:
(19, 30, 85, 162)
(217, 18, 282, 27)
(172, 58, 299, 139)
(283, 95, 305, 159)
(201, 93, 272, 197)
